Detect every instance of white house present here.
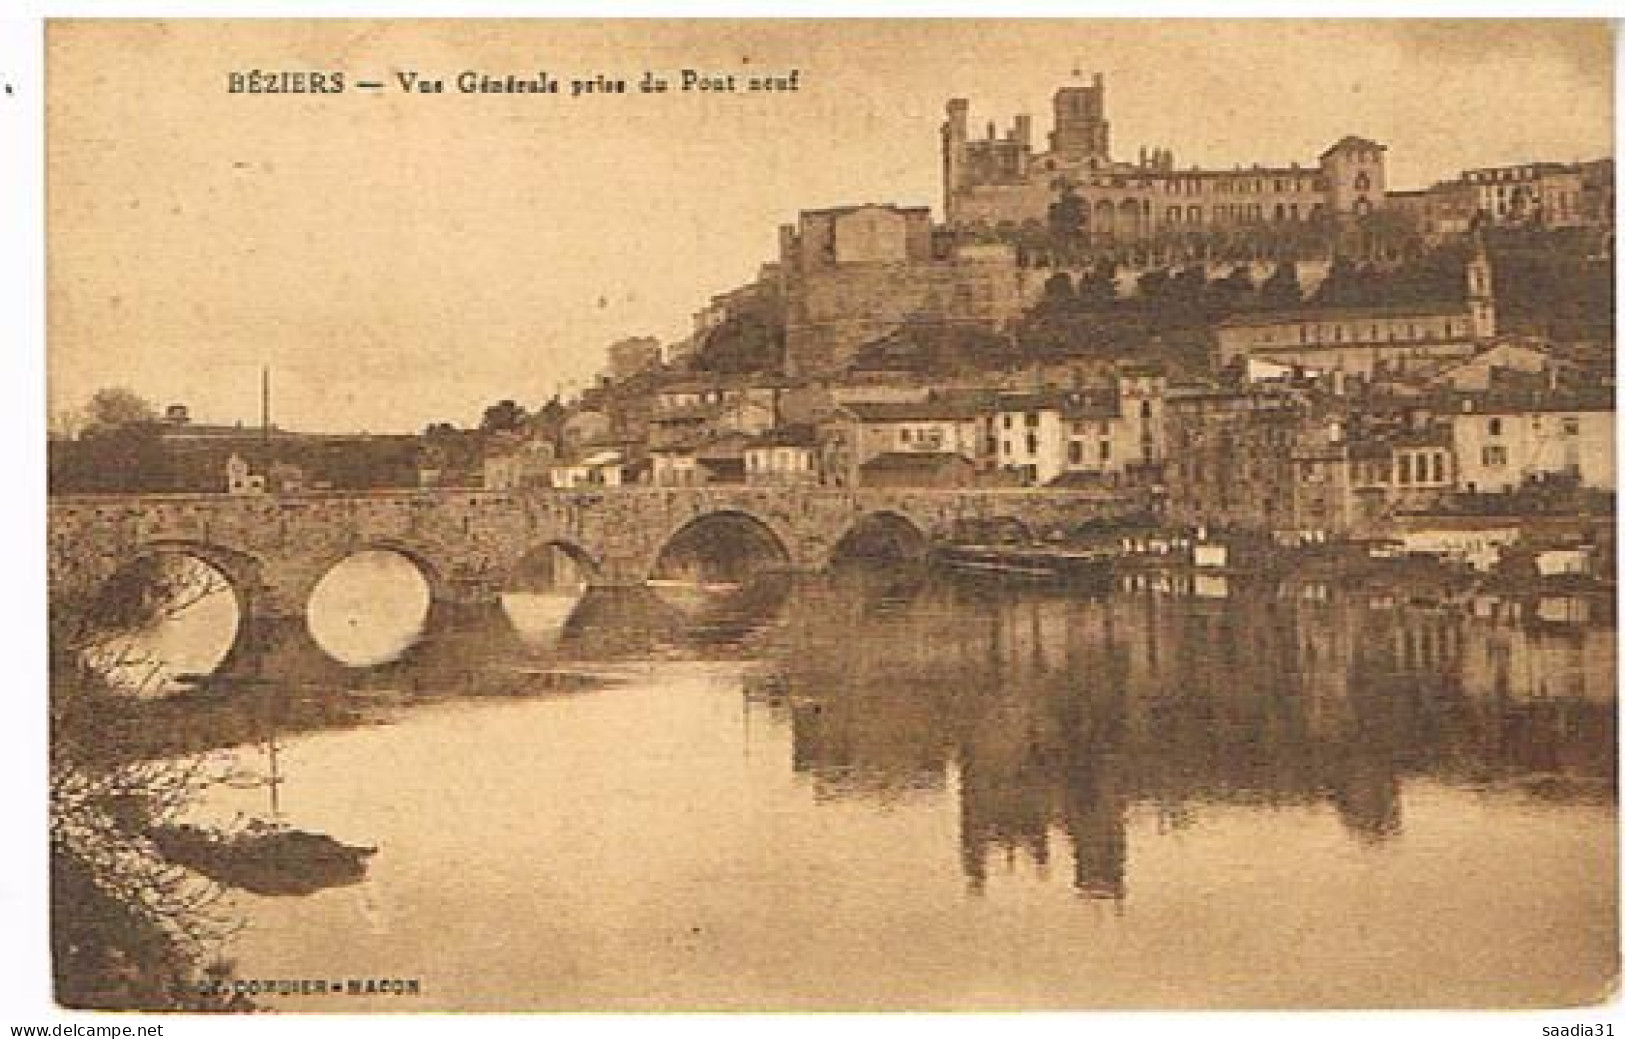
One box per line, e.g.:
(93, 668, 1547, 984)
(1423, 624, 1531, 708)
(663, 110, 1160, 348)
(1450, 398, 1615, 494)
(550, 450, 625, 489)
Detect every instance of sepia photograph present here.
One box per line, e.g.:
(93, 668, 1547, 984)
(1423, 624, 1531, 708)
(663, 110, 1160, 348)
(29, 15, 1620, 1016)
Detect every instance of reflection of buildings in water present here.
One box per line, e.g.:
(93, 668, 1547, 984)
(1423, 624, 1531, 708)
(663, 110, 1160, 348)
(957, 697, 1130, 901)
(758, 576, 1616, 898)
(786, 691, 951, 803)
(1461, 613, 1614, 704)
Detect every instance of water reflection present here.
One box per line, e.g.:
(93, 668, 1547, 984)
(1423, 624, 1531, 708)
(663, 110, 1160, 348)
(498, 592, 581, 650)
(127, 562, 1616, 1008)
(750, 574, 1616, 901)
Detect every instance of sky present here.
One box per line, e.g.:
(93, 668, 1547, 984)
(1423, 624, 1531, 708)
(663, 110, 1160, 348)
(46, 19, 1615, 434)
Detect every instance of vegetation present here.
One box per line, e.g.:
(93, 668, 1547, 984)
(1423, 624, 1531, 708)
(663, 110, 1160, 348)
(691, 308, 786, 375)
(1484, 228, 1615, 342)
(50, 552, 254, 1010)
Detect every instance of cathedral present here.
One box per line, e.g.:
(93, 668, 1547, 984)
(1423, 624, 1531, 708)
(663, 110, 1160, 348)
(942, 74, 1388, 238)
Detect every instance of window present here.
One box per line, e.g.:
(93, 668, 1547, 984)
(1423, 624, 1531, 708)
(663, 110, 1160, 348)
(1483, 445, 1507, 467)
(1488, 418, 1502, 437)
(1025, 413, 1039, 428)
(1068, 441, 1084, 465)
(1562, 417, 1581, 436)
(1002, 414, 1013, 430)
(1026, 433, 1039, 455)
(1397, 455, 1412, 485)
(1099, 441, 1112, 462)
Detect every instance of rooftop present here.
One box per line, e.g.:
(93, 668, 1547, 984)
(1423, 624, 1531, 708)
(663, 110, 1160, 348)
(1217, 302, 1472, 328)
(1319, 135, 1387, 160)
(840, 400, 983, 423)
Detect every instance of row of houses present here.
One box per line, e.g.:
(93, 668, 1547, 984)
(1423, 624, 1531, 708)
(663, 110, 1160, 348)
(481, 365, 1178, 494)
(484, 336, 1613, 548)
(1165, 379, 1614, 546)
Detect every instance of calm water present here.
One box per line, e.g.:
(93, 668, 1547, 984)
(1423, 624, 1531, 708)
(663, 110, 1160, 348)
(136, 557, 1617, 1009)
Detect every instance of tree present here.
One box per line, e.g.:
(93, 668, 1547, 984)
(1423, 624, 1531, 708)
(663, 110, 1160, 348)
(49, 550, 254, 1010)
(85, 387, 158, 433)
(692, 310, 786, 374)
(1047, 183, 1088, 264)
(1312, 255, 1362, 307)
(1075, 259, 1119, 311)
(1206, 265, 1257, 316)
(479, 399, 528, 435)
(1039, 271, 1075, 311)
(1259, 260, 1304, 309)
(533, 396, 567, 431)
(53, 421, 169, 494)
(1136, 267, 1171, 305)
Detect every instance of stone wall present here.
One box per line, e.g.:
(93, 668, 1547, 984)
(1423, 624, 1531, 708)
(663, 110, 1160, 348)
(784, 258, 1031, 376)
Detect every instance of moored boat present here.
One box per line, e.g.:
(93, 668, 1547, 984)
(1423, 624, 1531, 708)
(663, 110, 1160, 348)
(935, 543, 1115, 586)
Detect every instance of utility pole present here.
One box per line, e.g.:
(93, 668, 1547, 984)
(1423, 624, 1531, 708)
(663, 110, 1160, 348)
(261, 365, 272, 480)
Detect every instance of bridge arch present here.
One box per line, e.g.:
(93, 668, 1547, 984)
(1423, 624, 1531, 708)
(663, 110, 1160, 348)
(102, 538, 265, 623)
(504, 537, 602, 592)
(80, 540, 258, 693)
(828, 510, 932, 567)
(301, 541, 450, 668)
(648, 508, 795, 584)
(309, 539, 456, 607)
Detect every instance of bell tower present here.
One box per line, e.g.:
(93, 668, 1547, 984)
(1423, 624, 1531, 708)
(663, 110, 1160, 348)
(1050, 73, 1110, 164)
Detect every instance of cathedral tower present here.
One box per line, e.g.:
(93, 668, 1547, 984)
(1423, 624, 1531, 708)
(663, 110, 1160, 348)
(1050, 73, 1111, 163)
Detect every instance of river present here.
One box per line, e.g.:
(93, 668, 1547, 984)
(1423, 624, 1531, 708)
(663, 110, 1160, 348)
(113, 553, 1617, 1009)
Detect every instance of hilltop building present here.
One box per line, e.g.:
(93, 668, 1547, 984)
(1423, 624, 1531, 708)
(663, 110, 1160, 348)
(1385, 158, 1613, 238)
(778, 204, 1030, 377)
(942, 75, 1387, 235)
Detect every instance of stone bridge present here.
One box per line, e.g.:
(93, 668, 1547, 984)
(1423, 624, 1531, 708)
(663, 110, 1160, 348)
(49, 486, 1142, 621)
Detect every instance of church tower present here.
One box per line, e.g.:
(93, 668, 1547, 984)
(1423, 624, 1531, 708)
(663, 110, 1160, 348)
(1050, 73, 1111, 164)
